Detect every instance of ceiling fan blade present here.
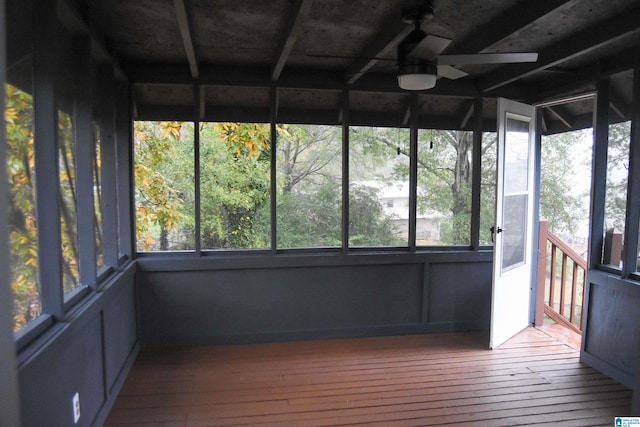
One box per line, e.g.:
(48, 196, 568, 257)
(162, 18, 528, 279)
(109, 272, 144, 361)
(438, 52, 538, 65)
(346, 64, 397, 78)
(409, 35, 452, 61)
(437, 65, 468, 80)
(307, 53, 395, 62)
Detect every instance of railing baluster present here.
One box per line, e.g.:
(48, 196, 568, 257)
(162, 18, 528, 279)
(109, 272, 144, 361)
(570, 261, 578, 325)
(549, 244, 557, 312)
(580, 268, 587, 328)
(539, 222, 588, 334)
(559, 254, 567, 316)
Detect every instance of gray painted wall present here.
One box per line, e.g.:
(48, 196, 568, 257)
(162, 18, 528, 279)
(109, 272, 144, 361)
(582, 270, 640, 392)
(17, 264, 138, 427)
(137, 252, 493, 346)
(0, 0, 22, 422)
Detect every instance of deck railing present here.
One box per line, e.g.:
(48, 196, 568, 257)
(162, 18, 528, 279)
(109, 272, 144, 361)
(535, 220, 587, 334)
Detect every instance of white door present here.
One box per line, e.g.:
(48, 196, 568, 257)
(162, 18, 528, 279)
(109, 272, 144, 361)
(490, 98, 537, 349)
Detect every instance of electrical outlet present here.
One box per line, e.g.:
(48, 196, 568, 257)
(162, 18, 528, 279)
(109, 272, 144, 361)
(72, 392, 80, 424)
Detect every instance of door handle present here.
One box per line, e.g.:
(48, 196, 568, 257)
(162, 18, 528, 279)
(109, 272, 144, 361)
(490, 226, 503, 243)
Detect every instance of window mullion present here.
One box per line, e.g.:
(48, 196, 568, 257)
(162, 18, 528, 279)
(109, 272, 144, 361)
(409, 94, 419, 252)
(72, 36, 96, 289)
(623, 67, 640, 276)
(33, 0, 63, 319)
(115, 81, 133, 259)
(588, 79, 610, 270)
(194, 83, 201, 255)
(341, 90, 349, 254)
(270, 86, 278, 254)
(99, 65, 119, 268)
(470, 97, 483, 250)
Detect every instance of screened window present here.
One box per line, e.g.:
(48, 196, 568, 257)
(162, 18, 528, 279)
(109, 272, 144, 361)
(6, 82, 40, 331)
(416, 130, 473, 246)
(603, 121, 630, 268)
(56, 26, 81, 295)
(277, 124, 342, 249)
(540, 129, 592, 257)
(134, 121, 195, 252)
(200, 122, 271, 250)
(480, 132, 497, 245)
(6, 0, 126, 336)
(93, 123, 104, 269)
(349, 126, 408, 247)
(58, 109, 79, 293)
(636, 227, 640, 274)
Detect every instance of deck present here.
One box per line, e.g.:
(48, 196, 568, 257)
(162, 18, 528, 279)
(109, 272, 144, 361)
(105, 328, 631, 426)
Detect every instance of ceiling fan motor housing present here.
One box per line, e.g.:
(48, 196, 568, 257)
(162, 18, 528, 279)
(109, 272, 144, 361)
(397, 27, 436, 72)
(401, 2, 435, 25)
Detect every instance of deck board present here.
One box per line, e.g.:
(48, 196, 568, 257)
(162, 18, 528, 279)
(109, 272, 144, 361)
(105, 328, 631, 426)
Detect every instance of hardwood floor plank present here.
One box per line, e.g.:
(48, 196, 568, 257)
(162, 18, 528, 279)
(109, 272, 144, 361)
(104, 328, 631, 427)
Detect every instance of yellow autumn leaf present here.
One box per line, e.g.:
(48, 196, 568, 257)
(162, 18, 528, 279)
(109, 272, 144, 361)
(5, 107, 18, 123)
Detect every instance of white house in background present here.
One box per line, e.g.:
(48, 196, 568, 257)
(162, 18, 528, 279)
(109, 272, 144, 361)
(353, 181, 446, 244)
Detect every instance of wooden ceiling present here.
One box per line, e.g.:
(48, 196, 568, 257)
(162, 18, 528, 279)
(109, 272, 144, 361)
(79, 0, 640, 133)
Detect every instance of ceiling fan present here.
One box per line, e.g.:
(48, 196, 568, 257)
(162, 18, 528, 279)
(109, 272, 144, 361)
(360, 1, 539, 90)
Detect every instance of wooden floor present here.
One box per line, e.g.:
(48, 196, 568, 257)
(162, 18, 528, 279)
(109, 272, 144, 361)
(105, 328, 631, 426)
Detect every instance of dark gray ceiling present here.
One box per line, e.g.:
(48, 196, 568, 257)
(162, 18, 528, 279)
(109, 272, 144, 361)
(80, 0, 640, 133)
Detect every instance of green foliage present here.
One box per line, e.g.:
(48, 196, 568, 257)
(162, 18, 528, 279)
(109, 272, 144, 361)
(416, 130, 474, 245)
(605, 122, 631, 234)
(133, 119, 620, 253)
(480, 133, 498, 245)
(277, 183, 342, 248)
(6, 83, 40, 330)
(348, 185, 405, 246)
(275, 125, 344, 247)
(58, 111, 79, 292)
(539, 130, 585, 235)
(199, 122, 271, 249)
(134, 121, 193, 250)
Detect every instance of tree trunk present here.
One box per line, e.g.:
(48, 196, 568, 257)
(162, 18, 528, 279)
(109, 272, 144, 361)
(450, 131, 473, 244)
(160, 226, 169, 251)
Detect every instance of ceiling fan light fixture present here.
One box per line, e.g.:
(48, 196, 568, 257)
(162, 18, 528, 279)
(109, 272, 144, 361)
(397, 63, 437, 91)
(398, 73, 436, 90)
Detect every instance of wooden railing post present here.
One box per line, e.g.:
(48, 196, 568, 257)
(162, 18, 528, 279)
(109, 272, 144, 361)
(535, 220, 548, 326)
(542, 226, 588, 334)
(603, 228, 623, 266)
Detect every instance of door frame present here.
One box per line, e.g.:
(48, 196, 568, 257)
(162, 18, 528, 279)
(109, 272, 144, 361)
(489, 98, 540, 349)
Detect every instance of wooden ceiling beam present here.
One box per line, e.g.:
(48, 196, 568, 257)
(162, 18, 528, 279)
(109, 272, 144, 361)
(545, 105, 573, 129)
(532, 47, 639, 103)
(174, 0, 199, 79)
(480, 7, 640, 92)
(402, 97, 412, 127)
(344, 12, 412, 85)
(199, 85, 206, 120)
(271, 0, 313, 81)
(457, 100, 475, 129)
(125, 63, 531, 99)
(609, 87, 631, 119)
(344, 0, 571, 87)
(57, 0, 126, 79)
(540, 109, 548, 134)
(448, 0, 571, 54)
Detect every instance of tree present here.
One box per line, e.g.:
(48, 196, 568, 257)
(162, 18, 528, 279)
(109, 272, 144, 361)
(199, 122, 272, 249)
(275, 125, 344, 247)
(133, 119, 605, 253)
(278, 125, 341, 194)
(348, 184, 405, 246)
(134, 121, 191, 251)
(6, 84, 39, 330)
(58, 111, 79, 292)
(605, 122, 631, 234)
(349, 127, 477, 245)
(540, 130, 586, 236)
